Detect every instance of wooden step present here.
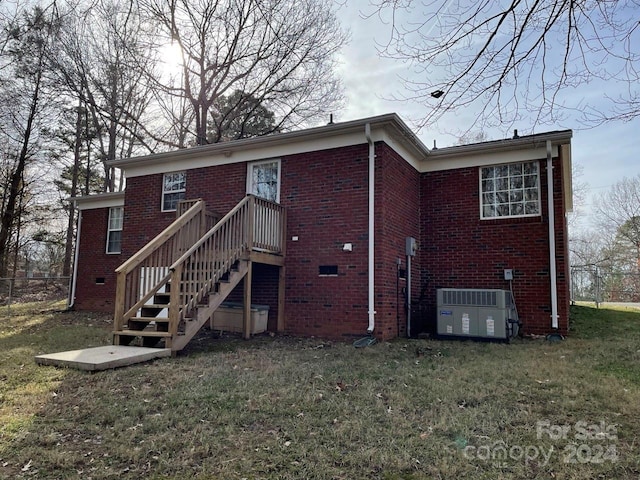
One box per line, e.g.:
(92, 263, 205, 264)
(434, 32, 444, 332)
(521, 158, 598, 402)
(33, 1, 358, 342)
(115, 330, 172, 338)
(132, 316, 170, 323)
(154, 292, 171, 302)
(142, 304, 170, 310)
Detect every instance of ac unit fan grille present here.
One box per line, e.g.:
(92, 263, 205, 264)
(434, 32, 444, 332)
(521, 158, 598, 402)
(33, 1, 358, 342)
(442, 290, 499, 307)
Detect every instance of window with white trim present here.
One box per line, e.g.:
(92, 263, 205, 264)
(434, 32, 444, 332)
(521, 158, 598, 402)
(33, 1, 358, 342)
(480, 161, 540, 219)
(247, 159, 280, 202)
(162, 171, 186, 211)
(106, 207, 123, 254)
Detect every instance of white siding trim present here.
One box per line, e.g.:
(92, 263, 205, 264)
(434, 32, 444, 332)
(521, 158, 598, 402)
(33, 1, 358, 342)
(420, 146, 557, 173)
(75, 192, 125, 211)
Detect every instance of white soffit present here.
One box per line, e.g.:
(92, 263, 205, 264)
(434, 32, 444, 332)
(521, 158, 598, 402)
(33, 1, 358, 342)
(419, 146, 558, 173)
(561, 144, 573, 212)
(111, 114, 429, 178)
(122, 130, 368, 177)
(74, 192, 125, 210)
(374, 129, 424, 170)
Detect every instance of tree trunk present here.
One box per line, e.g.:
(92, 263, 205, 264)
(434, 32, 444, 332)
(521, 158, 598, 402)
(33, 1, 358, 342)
(62, 101, 83, 277)
(0, 65, 43, 277)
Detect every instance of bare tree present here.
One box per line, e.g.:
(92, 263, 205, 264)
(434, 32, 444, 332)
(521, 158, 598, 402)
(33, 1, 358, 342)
(52, 0, 158, 191)
(593, 174, 640, 270)
(142, 0, 347, 145)
(368, 0, 640, 129)
(0, 4, 59, 277)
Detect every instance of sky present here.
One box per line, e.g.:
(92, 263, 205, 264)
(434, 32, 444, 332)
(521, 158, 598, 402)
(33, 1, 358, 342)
(332, 2, 639, 232)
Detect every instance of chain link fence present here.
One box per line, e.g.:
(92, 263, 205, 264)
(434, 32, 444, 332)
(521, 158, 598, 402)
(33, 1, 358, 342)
(0, 277, 70, 306)
(571, 267, 640, 306)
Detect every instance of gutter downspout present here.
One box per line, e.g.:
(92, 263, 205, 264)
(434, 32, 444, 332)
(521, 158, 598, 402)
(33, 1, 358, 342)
(365, 123, 376, 334)
(68, 209, 82, 309)
(546, 140, 559, 329)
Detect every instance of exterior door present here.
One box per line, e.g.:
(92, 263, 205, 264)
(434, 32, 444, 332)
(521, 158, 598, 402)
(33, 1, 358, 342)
(247, 160, 281, 251)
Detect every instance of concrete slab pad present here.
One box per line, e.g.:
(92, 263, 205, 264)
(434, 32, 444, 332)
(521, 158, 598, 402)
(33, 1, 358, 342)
(35, 346, 171, 371)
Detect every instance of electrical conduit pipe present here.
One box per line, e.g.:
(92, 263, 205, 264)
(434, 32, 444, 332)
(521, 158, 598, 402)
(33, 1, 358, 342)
(365, 123, 376, 334)
(546, 140, 559, 330)
(68, 210, 82, 309)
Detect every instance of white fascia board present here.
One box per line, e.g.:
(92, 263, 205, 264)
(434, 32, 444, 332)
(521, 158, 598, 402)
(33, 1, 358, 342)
(372, 128, 424, 170)
(109, 113, 431, 178)
(421, 130, 572, 173)
(561, 143, 573, 212)
(74, 191, 125, 210)
(419, 146, 557, 173)
(122, 130, 370, 178)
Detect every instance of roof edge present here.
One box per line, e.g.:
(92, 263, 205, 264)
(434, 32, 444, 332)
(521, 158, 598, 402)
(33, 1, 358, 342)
(108, 113, 427, 169)
(428, 130, 573, 159)
(73, 191, 125, 210)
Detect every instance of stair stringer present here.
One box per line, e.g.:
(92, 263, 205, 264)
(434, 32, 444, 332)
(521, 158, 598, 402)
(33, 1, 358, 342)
(171, 260, 249, 352)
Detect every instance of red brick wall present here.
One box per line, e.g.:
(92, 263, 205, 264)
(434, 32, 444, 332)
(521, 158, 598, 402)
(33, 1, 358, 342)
(122, 174, 177, 256)
(73, 209, 123, 311)
(555, 150, 571, 333)
(73, 143, 571, 339)
(189, 145, 373, 339)
(375, 144, 421, 339)
(281, 144, 371, 338)
(419, 156, 570, 335)
(187, 163, 247, 213)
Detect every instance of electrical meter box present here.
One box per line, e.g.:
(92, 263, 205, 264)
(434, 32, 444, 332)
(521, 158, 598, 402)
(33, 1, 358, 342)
(437, 288, 516, 339)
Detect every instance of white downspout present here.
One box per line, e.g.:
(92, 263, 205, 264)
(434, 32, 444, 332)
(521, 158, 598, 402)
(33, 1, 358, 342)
(365, 123, 376, 334)
(68, 209, 82, 309)
(546, 140, 559, 329)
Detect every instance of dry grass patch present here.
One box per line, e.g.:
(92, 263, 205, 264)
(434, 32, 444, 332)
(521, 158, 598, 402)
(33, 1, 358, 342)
(0, 303, 639, 479)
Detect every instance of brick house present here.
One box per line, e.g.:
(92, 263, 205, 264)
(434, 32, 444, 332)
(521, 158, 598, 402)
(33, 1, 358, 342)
(70, 114, 573, 349)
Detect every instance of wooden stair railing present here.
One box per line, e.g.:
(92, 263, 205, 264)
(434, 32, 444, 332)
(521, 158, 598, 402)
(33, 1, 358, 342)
(113, 199, 210, 336)
(113, 195, 286, 352)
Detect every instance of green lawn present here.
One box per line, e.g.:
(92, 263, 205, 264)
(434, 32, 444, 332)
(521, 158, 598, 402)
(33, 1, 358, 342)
(1, 301, 639, 479)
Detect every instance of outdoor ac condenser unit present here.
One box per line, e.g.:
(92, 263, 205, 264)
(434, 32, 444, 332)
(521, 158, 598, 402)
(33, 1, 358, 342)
(436, 288, 519, 339)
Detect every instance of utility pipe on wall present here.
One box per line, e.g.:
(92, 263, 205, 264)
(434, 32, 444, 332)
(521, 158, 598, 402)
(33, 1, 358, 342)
(68, 210, 82, 309)
(365, 123, 376, 334)
(406, 252, 412, 337)
(546, 140, 559, 329)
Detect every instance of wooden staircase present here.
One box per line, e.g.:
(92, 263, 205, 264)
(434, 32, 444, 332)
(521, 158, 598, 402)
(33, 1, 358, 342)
(112, 195, 286, 352)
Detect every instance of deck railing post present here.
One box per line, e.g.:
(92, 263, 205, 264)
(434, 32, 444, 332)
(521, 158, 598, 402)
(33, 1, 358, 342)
(114, 271, 127, 340)
(247, 195, 255, 253)
(280, 207, 287, 255)
(168, 265, 182, 346)
(200, 206, 208, 238)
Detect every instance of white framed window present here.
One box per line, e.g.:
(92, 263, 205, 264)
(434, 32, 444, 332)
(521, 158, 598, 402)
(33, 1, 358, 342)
(480, 161, 540, 219)
(162, 171, 186, 211)
(106, 206, 123, 254)
(247, 159, 280, 203)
